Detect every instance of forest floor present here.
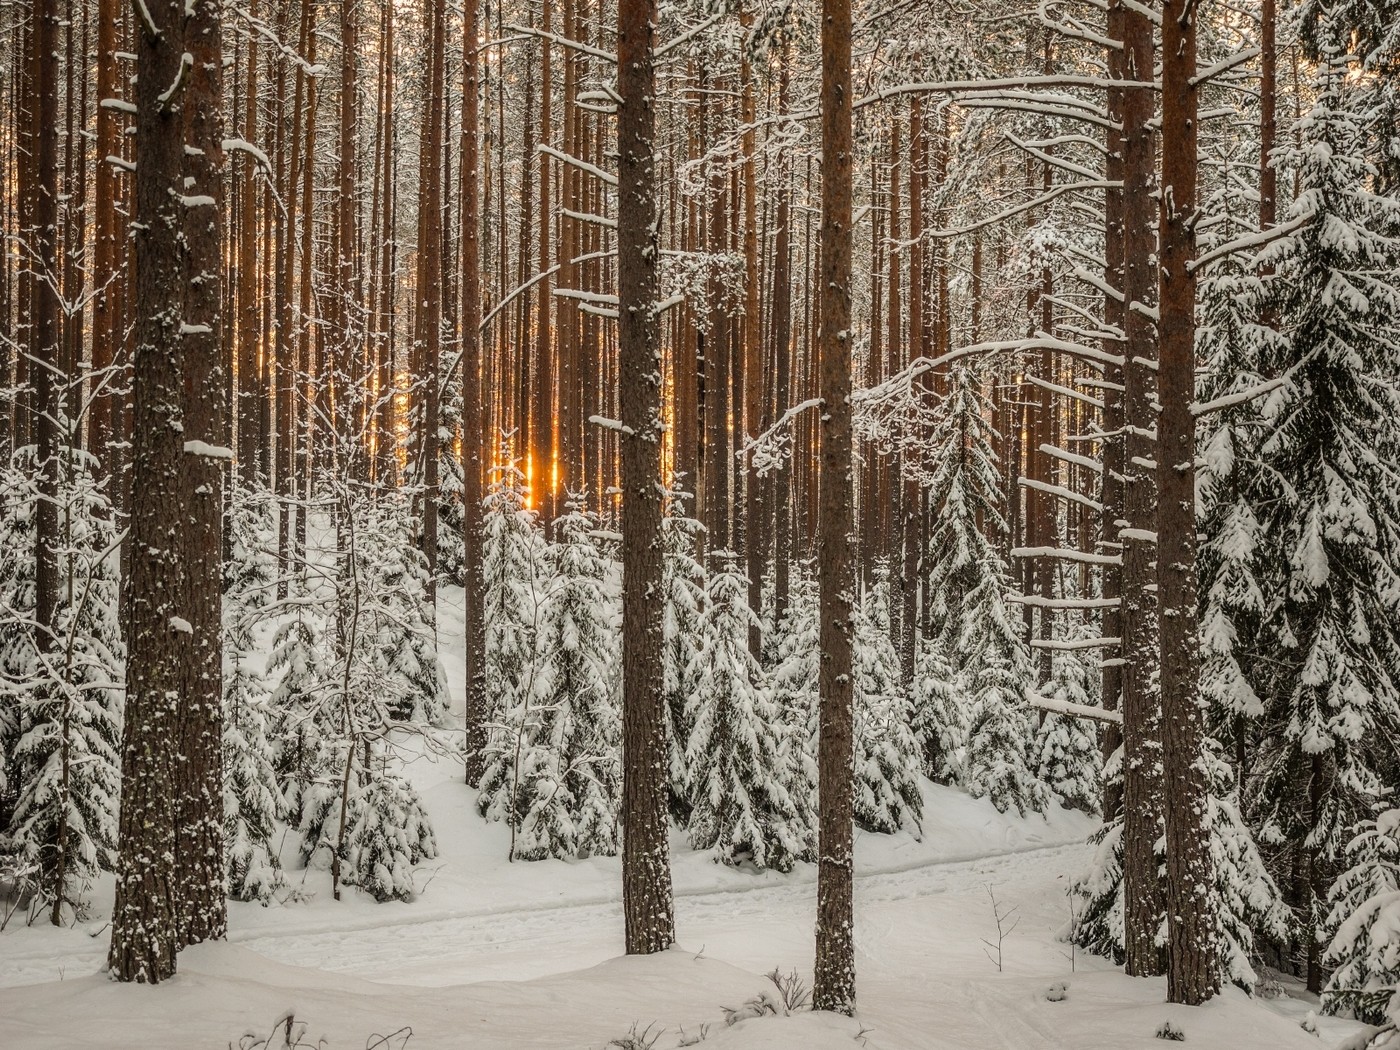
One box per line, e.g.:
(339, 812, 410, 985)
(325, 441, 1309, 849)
(0, 585, 1367, 1049)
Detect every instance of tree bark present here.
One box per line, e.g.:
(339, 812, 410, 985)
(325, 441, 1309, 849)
(813, 0, 856, 1013)
(176, 0, 229, 950)
(109, 0, 190, 984)
(461, 0, 489, 785)
(1158, 0, 1217, 1006)
(1114, 0, 1167, 980)
(617, 0, 676, 955)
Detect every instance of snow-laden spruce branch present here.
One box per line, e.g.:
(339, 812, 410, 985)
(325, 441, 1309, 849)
(1010, 594, 1120, 609)
(855, 74, 1157, 110)
(1011, 546, 1122, 566)
(504, 22, 616, 63)
(1191, 376, 1287, 417)
(1004, 131, 1104, 181)
(1026, 690, 1123, 725)
(1025, 374, 1104, 411)
(1039, 443, 1103, 473)
(1031, 635, 1122, 651)
(1188, 207, 1314, 273)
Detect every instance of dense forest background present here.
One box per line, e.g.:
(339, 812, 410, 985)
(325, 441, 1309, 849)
(2, 0, 1400, 1028)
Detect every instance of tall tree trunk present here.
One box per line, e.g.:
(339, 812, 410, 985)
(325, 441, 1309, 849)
(1158, 0, 1216, 1006)
(109, 0, 190, 984)
(461, 0, 488, 785)
(30, 0, 61, 679)
(417, 0, 446, 593)
(617, 0, 676, 956)
(176, 0, 229, 950)
(1114, 0, 1167, 980)
(813, 0, 856, 1013)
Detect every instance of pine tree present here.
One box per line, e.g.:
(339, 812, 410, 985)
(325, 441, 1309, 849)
(1324, 808, 1400, 1023)
(1248, 56, 1400, 987)
(852, 579, 923, 835)
(511, 501, 621, 860)
(661, 488, 706, 824)
(687, 557, 810, 871)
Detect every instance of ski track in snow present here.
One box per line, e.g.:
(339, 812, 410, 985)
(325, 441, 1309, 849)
(236, 841, 1087, 981)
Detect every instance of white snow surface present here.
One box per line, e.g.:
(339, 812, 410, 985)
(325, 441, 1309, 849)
(0, 586, 1364, 1049)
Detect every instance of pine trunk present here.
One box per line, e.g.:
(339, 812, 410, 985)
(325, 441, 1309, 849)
(617, 0, 676, 955)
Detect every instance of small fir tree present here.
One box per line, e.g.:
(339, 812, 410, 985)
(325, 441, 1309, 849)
(661, 486, 707, 823)
(1, 449, 124, 923)
(852, 580, 923, 835)
(686, 556, 810, 871)
(1324, 809, 1400, 1023)
(510, 500, 621, 860)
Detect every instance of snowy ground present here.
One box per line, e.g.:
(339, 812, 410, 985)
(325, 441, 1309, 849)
(0, 586, 1367, 1049)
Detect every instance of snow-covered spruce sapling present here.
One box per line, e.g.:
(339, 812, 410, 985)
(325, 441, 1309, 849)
(853, 579, 923, 835)
(768, 567, 819, 845)
(0, 449, 123, 925)
(509, 500, 622, 861)
(661, 485, 706, 825)
(1034, 620, 1102, 815)
(687, 555, 810, 871)
(476, 460, 550, 825)
(1324, 808, 1400, 1023)
(222, 643, 286, 904)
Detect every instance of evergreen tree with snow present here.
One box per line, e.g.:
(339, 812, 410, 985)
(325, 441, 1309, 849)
(222, 645, 286, 904)
(918, 362, 1044, 815)
(911, 645, 961, 785)
(266, 580, 334, 833)
(476, 460, 548, 809)
(1324, 808, 1400, 1023)
(356, 495, 449, 726)
(340, 766, 438, 903)
(0, 449, 124, 922)
(1246, 55, 1400, 985)
(661, 485, 707, 823)
(225, 482, 278, 614)
(510, 500, 621, 860)
(853, 579, 924, 835)
(769, 568, 819, 847)
(1034, 622, 1102, 814)
(956, 552, 1046, 817)
(436, 383, 467, 586)
(687, 556, 810, 871)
